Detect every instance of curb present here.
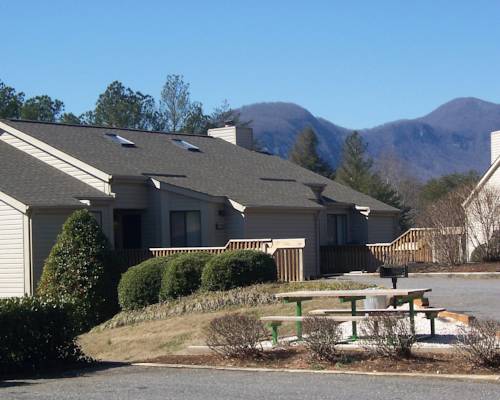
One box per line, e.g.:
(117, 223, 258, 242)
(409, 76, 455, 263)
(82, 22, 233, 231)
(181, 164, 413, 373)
(342, 272, 500, 278)
(131, 362, 500, 383)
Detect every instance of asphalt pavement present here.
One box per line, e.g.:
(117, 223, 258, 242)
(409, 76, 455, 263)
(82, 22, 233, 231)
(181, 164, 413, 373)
(336, 275, 500, 321)
(1, 365, 499, 400)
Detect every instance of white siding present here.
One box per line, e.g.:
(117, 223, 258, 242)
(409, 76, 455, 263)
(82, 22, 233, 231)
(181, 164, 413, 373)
(207, 127, 253, 149)
(367, 215, 398, 243)
(244, 211, 319, 278)
(0, 132, 108, 193)
(491, 131, 500, 165)
(31, 212, 72, 287)
(0, 201, 25, 297)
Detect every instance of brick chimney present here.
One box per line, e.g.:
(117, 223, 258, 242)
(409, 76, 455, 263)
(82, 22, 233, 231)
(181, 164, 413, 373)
(207, 122, 253, 150)
(491, 131, 500, 164)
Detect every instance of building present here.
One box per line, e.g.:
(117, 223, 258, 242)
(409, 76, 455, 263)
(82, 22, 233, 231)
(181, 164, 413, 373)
(0, 120, 399, 297)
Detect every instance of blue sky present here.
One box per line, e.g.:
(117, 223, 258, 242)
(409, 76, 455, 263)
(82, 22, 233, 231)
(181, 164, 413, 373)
(1, 1, 500, 128)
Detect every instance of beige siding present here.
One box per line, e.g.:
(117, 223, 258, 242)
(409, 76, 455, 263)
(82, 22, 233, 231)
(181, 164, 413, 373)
(0, 132, 108, 193)
(244, 211, 319, 278)
(367, 215, 398, 243)
(0, 201, 25, 297)
(156, 190, 226, 247)
(31, 212, 73, 287)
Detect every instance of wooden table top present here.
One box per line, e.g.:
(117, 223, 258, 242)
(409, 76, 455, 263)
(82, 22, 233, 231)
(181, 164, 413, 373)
(275, 288, 432, 299)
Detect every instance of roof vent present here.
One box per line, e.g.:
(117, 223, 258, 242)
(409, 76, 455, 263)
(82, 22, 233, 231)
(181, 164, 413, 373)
(304, 182, 326, 204)
(105, 133, 135, 147)
(172, 139, 200, 152)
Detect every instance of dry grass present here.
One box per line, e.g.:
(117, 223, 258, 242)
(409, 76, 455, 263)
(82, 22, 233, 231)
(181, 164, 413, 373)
(79, 280, 370, 362)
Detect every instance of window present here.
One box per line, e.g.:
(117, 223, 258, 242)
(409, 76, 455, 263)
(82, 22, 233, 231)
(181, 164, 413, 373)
(171, 139, 200, 152)
(170, 211, 201, 247)
(105, 133, 136, 147)
(327, 214, 347, 245)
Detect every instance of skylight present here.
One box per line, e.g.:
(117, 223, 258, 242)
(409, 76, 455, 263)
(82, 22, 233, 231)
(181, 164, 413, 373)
(105, 133, 135, 147)
(172, 139, 200, 152)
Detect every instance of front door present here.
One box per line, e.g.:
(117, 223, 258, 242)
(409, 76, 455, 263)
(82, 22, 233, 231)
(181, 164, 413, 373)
(114, 211, 142, 249)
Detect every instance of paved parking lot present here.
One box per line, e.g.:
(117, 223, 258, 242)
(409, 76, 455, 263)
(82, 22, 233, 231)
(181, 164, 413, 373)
(1, 365, 499, 400)
(337, 275, 500, 321)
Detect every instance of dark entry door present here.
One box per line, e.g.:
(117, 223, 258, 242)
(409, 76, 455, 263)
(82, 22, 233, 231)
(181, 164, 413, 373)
(122, 214, 142, 249)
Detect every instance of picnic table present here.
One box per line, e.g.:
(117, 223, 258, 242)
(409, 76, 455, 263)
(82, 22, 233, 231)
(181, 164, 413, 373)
(275, 288, 432, 339)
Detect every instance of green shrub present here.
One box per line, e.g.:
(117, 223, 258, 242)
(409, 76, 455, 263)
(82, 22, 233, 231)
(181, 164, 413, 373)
(0, 297, 89, 374)
(37, 209, 111, 331)
(201, 250, 277, 291)
(118, 256, 176, 310)
(159, 252, 214, 301)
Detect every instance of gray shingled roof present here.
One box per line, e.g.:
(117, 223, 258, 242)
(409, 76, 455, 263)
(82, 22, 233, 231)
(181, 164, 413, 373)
(0, 140, 110, 207)
(1, 120, 398, 212)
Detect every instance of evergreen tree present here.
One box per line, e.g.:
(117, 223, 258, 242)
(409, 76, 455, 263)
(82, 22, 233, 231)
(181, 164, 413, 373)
(0, 79, 24, 119)
(87, 81, 158, 130)
(37, 210, 112, 330)
(337, 131, 410, 230)
(288, 126, 334, 178)
(20, 95, 64, 122)
(336, 131, 373, 193)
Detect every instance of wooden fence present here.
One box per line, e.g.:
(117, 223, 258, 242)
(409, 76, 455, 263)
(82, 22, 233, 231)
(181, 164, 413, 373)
(150, 238, 305, 282)
(321, 228, 436, 274)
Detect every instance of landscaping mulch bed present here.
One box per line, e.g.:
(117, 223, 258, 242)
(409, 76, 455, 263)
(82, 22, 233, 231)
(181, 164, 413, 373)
(409, 262, 500, 273)
(142, 347, 499, 376)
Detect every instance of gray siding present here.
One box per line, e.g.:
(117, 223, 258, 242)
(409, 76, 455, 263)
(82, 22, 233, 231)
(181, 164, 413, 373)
(0, 201, 25, 297)
(367, 215, 398, 243)
(0, 131, 108, 193)
(244, 211, 319, 278)
(31, 212, 73, 287)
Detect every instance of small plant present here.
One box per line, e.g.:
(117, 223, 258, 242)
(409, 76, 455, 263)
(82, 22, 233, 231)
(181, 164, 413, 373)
(455, 319, 500, 368)
(303, 317, 343, 362)
(118, 256, 175, 310)
(361, 315, 416, 359)
(205, 313, 267, 358)
(159, 252, 214, 300)
(201, 250, 277, 291)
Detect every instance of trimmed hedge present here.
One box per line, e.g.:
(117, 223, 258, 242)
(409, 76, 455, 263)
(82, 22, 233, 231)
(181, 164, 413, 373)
(470, 234, 500, 262)
(159, 252, 214, 300)
(201, 250, 277, 291)
(118, 256, 177, 310)
(36, 209, 112, 331)
(0, 297, 88, 374)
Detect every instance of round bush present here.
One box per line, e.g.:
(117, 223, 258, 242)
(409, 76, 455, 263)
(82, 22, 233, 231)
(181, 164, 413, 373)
(118, 256, 175, 310)
(159, 252, 214, 300)
(201, 250, 277, 291)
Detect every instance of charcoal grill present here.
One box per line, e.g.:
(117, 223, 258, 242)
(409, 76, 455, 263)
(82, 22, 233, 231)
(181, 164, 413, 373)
(379, 264, 408, 289)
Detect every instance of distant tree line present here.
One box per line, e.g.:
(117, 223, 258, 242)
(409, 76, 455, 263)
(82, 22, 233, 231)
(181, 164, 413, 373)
(0, 76, 243, 134)
(288, 126, 480, 231)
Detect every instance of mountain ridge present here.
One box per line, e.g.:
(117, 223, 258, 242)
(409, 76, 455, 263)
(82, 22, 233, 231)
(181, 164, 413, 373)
(239, 97, 497, 179)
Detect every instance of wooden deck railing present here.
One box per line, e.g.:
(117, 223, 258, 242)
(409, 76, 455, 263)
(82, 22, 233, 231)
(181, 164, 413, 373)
(150, 238, 305, 282)
(321, 228, 436, 274)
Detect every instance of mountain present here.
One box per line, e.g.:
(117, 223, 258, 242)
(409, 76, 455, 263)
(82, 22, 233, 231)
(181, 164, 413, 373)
(239, 97, 498, 180)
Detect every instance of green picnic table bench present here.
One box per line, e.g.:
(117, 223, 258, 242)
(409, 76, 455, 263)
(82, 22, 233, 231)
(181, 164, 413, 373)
(274, 288, 432, 340)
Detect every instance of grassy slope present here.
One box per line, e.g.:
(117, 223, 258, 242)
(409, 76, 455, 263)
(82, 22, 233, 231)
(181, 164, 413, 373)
(79, 280, 371, 362)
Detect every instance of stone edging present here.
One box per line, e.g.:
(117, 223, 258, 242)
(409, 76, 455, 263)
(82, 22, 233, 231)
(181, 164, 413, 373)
(132, 362, 500, 382)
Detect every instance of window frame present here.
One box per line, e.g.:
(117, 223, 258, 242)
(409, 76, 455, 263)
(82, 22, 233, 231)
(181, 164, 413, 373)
(170, 210, 202, 247)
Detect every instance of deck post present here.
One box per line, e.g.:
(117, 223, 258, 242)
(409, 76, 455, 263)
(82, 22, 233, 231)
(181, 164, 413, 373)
(409, 298, 415, 335)
(295, 301, 302, 339)
(351, 300, 358, 339)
